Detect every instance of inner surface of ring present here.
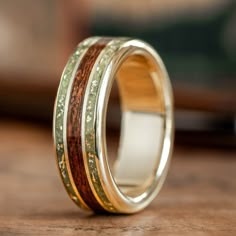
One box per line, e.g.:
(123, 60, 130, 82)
(112, 53, 166, 198)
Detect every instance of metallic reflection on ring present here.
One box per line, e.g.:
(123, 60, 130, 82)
(53, 37, 174, 214)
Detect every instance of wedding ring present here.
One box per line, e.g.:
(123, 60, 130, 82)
(53, 37, 174, 213)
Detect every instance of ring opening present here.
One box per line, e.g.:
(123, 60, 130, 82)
(107, 52, 166, 198)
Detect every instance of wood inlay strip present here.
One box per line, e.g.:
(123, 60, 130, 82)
(67, 39, 110, 212)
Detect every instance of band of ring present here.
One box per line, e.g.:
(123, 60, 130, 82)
(53, 37, 174, 213)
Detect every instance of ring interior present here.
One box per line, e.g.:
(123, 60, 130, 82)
(111, 52, 166, 198)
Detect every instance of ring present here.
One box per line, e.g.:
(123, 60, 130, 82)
(53, 37, 174, 214)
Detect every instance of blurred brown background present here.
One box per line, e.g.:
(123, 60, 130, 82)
(0, 1, 235, 235)
(0, 0, 235, 147)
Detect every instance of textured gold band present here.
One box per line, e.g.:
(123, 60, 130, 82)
(53, 37, 174, 214)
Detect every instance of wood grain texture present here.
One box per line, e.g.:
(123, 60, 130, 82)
(0, 121, 235, 236)
(67, 39, 109, 212)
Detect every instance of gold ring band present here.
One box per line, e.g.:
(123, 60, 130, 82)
(53, 37, 174, 214)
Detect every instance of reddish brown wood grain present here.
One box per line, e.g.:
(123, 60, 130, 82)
(66, 39, 110, 212)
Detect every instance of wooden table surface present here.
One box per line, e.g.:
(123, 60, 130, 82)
(0, 121, 235, 236)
